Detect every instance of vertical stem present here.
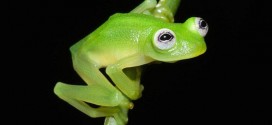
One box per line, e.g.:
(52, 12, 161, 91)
(130, 0, 157, 14)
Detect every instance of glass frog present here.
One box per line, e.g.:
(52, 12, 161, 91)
(54, 0, 208, 125)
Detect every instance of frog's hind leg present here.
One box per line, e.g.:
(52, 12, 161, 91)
(54, 82, 122, 118)
(54, 50, 132, 124)
(54, 82, 131, 125)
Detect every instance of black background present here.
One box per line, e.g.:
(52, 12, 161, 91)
(8, 0, 270, 125)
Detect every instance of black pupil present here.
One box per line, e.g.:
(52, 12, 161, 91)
(200, 20, 207, 28)
(160, 33, 173, 41)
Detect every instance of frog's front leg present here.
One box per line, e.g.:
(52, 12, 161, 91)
(106, 54, 154, 100)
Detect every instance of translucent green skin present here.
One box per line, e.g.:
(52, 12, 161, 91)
(54, 0, 207, 125)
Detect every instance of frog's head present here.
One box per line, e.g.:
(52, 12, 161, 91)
(144, 17, 208, 62)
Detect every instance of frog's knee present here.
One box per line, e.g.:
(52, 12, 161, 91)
(53, 82, 67, 96)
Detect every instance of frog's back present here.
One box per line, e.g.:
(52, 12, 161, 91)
(71, 13, 166, 52)
(70, 13, 167, 66)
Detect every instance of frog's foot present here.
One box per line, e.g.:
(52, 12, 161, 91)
(104, 114, 128, 125)
(131, 0, 180, 23)
(152, 5, 174, 23)
(151, 0, 181, 22)
(104, 117, 117, 125)
(130, 0, 173, 22)
(104, 104, 130, 125)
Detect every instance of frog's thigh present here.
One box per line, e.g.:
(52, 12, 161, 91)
(54, 82, 121, 117)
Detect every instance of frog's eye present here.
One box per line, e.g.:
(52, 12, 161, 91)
(153, 28, 176, 50)
(195, 17, 208, 37)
